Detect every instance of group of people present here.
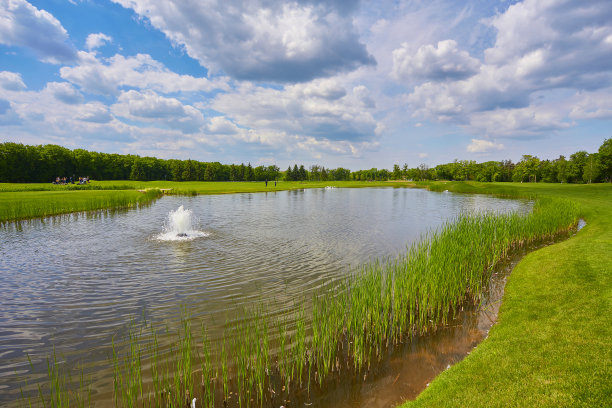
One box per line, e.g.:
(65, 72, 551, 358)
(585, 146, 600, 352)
(52, 176, 90, 185)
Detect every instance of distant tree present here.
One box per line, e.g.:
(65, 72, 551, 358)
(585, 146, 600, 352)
(514, 155, 541, 182)
(298, 165, 308, 181)
(392, 164, 401, 180)
(568, 151, 588, 183)
(416, 163, 428, 181)
(583, 153, 599, 184)
(539, 160, 556, 183)
(129, 158, 146, 181)
(555, 155, 568, 183)
(245, 162, 254, 181)
(598, 138, 612, 182)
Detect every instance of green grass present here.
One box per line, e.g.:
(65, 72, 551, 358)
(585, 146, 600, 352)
(401, 182, 612, 408)
(0, 189, 162, 223)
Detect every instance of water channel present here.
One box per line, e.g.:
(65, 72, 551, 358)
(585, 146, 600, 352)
(0, 187, 531, 406)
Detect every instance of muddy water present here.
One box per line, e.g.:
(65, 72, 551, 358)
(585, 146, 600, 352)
(0, 187, 531, 405)
(311, 257, 513, 408)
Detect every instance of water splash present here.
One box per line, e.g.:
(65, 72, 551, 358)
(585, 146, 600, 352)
(156, 205, 208, 241)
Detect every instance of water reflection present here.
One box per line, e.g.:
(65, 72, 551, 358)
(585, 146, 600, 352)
(0, 187, 530, 405)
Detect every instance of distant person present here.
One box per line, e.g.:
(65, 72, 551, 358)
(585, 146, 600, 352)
(274, 180, 277, 187)
(265, 179, 268, 187)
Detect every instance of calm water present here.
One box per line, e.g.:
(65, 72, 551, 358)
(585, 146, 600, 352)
(0, 187, 530, 405)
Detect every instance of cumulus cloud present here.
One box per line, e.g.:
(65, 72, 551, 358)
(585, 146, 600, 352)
(467, 106, 573, 137)
(402, 0, 612, 137)
(86, 33, 112, 50)
(0, 0, 77, 63)
(466, 139, 504, 153)
(111, 90, 205, 133)
(45, 82, 84, 105)
(76, 102, 112, 123)
(213, 78, 381, 144)
(111, 0, 375, 82)
(0, 98, 21, 125)
(60, 52, 229, 95)
(0, 71, 26, 91)
(392, 39, 480, 81)
(569, 89, 612, 120)
(0, 77, 130, 142)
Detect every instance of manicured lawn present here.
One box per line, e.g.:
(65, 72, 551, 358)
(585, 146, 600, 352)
(402, 182, 611, 407)
(91, 179, 407, 194)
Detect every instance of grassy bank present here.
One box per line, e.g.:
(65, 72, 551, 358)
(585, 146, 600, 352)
(401, 182, 611, 408)
(0, 189, 162, 223)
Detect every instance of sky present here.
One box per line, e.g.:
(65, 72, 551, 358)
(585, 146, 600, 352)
(0, 0, 611, 170)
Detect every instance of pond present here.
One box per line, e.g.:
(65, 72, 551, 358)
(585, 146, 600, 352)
(0, 187, 531, 406)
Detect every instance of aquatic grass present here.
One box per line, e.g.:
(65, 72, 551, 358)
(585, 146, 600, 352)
(0, 189, 162, 223)
(21, 348, 93, 408)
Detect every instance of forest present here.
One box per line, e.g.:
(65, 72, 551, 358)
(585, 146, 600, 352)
(0, 138, 610, 184)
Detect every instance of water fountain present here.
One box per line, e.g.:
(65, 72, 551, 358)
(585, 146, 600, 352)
(156, 205, 208, 241)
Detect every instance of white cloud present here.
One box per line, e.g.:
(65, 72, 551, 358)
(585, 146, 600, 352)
(111, 0, 374, 82)
(111, 90, 205, 133)
(213, 78, 380, 144)
(402, 0, 612, 137)
(392, 39, 480, 81)
(60, 52, 229, 95)
(569, 88, 612, 120)
(0, 71, 26, 91)
(0, 0, 77, 63)
(466, 139, 504, 153)
(86, 33, 112, 50)
(467, 106, 573, 137)
(45, 82, 84, 105)
(75, 102, 112, 123)
(418, 152, 428, 158)
(0, 98, 21, 125)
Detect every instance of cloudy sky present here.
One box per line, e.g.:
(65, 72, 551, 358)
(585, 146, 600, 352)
(1, 0, 611, 169)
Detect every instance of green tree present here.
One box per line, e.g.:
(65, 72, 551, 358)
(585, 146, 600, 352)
(598, 138, 612, 182)
(285, 166, 293, 181)
(245, 162, 254, 181)
(392, 164, 401, 180)
(129, 158, 146, 181)
(568, 151, 588, 183)
(513, 155, 541, 182)
(555, 155, 568, 183)
(583, 153, 599, 184)
(298, 165, 308, 181)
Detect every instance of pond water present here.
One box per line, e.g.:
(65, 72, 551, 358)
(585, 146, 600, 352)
(0, 187, 531, 405)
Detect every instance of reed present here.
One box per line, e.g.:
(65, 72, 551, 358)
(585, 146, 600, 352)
(0, 189, 162, 223)
(24, 193, 580, 407)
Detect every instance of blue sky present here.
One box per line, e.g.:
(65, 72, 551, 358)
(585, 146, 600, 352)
(1, 0, 611, 169)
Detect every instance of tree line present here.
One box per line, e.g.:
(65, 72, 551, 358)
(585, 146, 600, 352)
(400, 138, 610, 184)
(0, 138, 609, 184)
